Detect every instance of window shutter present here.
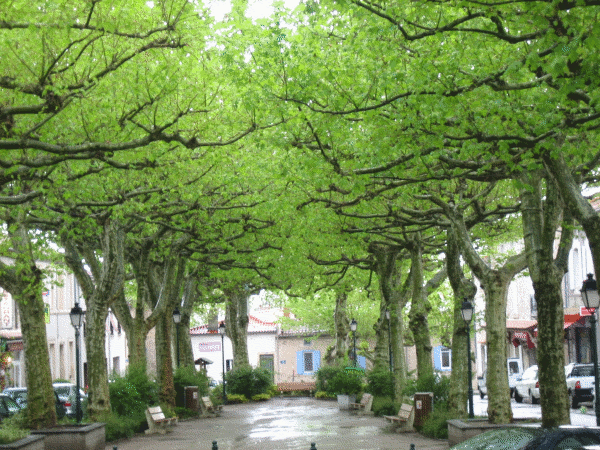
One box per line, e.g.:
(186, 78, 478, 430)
(296, 351, 304, 375)
(358, 355, 366, 369)
(433, 346, 442, 371)
(313, 350, 321, 372)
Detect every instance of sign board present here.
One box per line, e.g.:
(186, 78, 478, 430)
(199, 341, 222, 352)
(193, 392, 198, 399)
(581, 307, 595, 316)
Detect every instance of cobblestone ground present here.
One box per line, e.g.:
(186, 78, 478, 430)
(106, 397, 449, 450)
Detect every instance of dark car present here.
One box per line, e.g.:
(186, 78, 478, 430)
(2, 387, 67, 420)
(449, 427, 600, 450)
(0, 394, 22, 420)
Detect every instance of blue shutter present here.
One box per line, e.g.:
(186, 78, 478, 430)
(433, 346, 442, 371)
(313, 351, 321, 372)
(358, 355, 366, 369)
(297, 351, 304, 375)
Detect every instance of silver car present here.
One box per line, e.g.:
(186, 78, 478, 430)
(52, 383, 87, 418)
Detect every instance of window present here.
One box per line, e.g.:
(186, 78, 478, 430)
(530, 295, 537, 318)
(304, 352, 313, 372)
(434, 346, 451, 371)
(296, 350, 321, 375)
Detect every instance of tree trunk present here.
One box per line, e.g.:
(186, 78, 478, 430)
(156, 313, 176, 407)
(225, 287, 250, 368)
(520, 172, 572, 427)
(447, 231, 477, 418)
(448, 209, 527, 424)
(1, 219, 56, 429)
(408, 239, 433, 378)
(325, 291, 350, 365)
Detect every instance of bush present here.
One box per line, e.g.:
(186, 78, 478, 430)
(226, 394, 248, 404)
(328, 368, 364, 395)
(419, 403, 454, 439)
(0, 411, 29, 444)
(101, 411, 141, 443)
(366, 370, 394, 397)
(371, 396, 399, 417)
(173, 365, 209, 408)
(225, 366, 272, 398)
(252, 393, 270, 401)
(315, 391, 335, 399)
(315, 365, 342, 392)
(174, 406, 198, 420)
(267, 385, 280, 397)
(402, 372, 450, 405)
(210, 385, 224, 406)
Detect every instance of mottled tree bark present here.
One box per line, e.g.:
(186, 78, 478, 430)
(325, 291, 351, 365)
(156, 313, 176, 407)
(0, 217, 57, 429)
(225, 287, 250, 368)
(520, 172, 573, 427)
(449, 209, 527, 424)
(447, 231, 477, 418)
(62, 219, 125, 421)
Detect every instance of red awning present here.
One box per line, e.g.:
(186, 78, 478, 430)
(564, 314, 585, 329)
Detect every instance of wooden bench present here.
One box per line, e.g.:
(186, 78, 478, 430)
(350, 393, 373, 414)
(384, 403, 414, 432)
(276, 382, 316, 395)
(144, 406, 178, 435)
(201, 396, 223, 416)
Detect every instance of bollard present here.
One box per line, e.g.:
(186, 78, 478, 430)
(114, 447, 118, 450)
(410, 444, 415, 450)
(212, 441, 218, 450)
(310, 443, 317, 450)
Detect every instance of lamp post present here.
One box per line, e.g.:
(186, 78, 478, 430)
(461, 299, 475, 419)
(69, 302, 85, 423)
(172, 307, 181, 368)
(350, 319, 358, 367)
(385, 309, 395, 400)
(581, 274, 600, 426)
(218, 322, 227, 404)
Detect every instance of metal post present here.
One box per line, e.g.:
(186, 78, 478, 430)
(212, 441, 218, 450)
(176, 323, 180, 368)
(353, 330, 357, 367)
(466, 320, 474, 419)
(591, 312, 600, 426)
(310, 443, 317, 450)
(221, 333, 227, 405)
(75, 327, 82, 423)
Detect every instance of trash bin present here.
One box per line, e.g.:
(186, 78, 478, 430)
(413, 392, 433, 427)
(185, 386, 199, 412)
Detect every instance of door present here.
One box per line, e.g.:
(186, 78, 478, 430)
(259, 354, 275, 382)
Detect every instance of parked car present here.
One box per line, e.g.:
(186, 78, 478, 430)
(478, 358, 523, 399)
(2, 387, 67, 420)
(0, 394, 23, 420)
(52, 383, 87, 418)
(565, 363, 595, 409)
(449, 427, 600, 450)
(514, 365, 540, 404)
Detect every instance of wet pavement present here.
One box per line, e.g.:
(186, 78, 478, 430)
(106, 397, 449, 450)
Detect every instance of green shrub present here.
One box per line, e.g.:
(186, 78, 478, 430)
(101, 411, 141, 443)
(108, 377, 146, 417)
(419, 403, 453, 439)
(366, 370, 394, 397)
(328, 368, 364, 395)
(225, 366, 272, 398)
(52, 378, 71, 384)
(315, 390, 335, 399)
(252, 393, 270, 401)
(267, 385, 280, 397)
(371, 396, 399, 417)
(210, 385, 224, 406)
(0, 411, 30, 444)
(174, 406, 198, 419)
(173, 365, 209, 408)
(226, 394, 248, 403)
(402, 372, 450, 405)
(315, 365, 342, 392)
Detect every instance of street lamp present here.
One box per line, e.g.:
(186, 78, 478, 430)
(218, 322, 227, 404)
(385, 309, 395, 400)
(581, 274, 600, 426)
(350, 319, 358, 367)
(172, 307, 181, 368)
(69, 302, 85, 423)
(461, 299, 475, 419)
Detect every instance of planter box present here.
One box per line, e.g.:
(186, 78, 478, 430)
(447, 418, 541, 446)
(0, 434, 45, 450)
(336, 394, 357, 410)
(31, 422, 105, 450)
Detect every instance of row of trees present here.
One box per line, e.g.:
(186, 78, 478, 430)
(0, 0, 598, 430)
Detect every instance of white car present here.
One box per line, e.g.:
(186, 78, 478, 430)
(515, 365, 540, 404)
